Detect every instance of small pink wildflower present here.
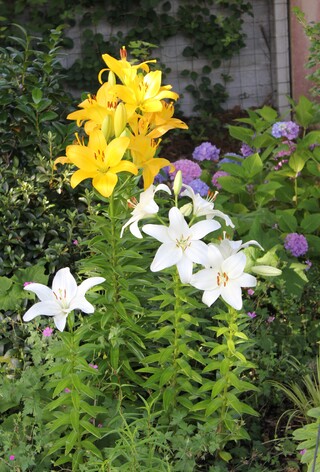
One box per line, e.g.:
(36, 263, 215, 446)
(98, 423, 103, 428)
(247, 289, 255, 296)
(299, 449, 307, 455)
(64, 388, 71, 393)
(247, 312, 257, 319)
(72, 239, 79, 245)
(9, 455, 15, 461)
(267, 316, 275, 323)
(89, 363, 98, 369)
(42, 327, 54, 337)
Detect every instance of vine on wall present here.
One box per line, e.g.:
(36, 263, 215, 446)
(2, 0, 252, 116)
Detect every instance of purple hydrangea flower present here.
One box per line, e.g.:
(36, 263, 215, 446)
(284, 233, 308, 257)
(272, 121, 300, 140)
(305, 259, 312, 271)
(240, 143, 254, 157)
(211, 171, 229, 190)
(154, 166, 170, 184)
(275, 140, 296, 158)
(192, 142, 220, 162)
(188, 179, 210, 197)
(171, 159, 202, 184)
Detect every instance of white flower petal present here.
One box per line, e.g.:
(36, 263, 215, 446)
(207, 244, 224, 267)
(221, 282, 243, 310)
(190, 269, 217, 290)
(176, 256, 193, 283)
(191, 219, 220, 240)
(53, 314, 68, 332)
(185, 240, 209, 265)
(154, 183, 171, 194)
(69, 296, 95, 314)
(24, 283, 55, 301)
(223, 252, 246, 279)
(120, 216, 137, 238)
(76, 277, 105, 298)
(142, 224, 171, 243)
(150, 243, 182, 272)
(240, 239, 264, 251)
(23, 301, 61, 321)
(129, 220, 143, 239)
(168, 207, 190, 237)
(209, 209, 234, 228)
(202, 288, 221, 307)
(52, 268, 77, 302)
(237, 273, 257, 288)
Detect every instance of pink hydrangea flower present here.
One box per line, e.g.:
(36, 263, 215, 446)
(211, 171, 229, 190)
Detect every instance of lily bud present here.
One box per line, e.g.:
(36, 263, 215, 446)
(108, 71, 116, 87)
(101, 115, 113, 142)
(180, 203, 193, 217)
(114, 102, 127, 137)
(173, 170, 183, 196)
(251, 265, 282, 277)
(120, 46, 127, 60)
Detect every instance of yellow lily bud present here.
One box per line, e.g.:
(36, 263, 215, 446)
(173, 170, 182, 196)
(101, 115, 114, 142)
(180, 203, 193, 217)
(114, 102, 127, 137)
(251, 265, 282, 277)
(108, 70, 116, 87)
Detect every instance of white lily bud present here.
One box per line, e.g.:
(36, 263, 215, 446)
(251, 265, 282, 277)
(173, 170, 183, 196)
(180, 203, 193, 217)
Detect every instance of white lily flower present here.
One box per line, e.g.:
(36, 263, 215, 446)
(23, 267, 105, 332)
(180, 184, 234, 228)
(120, 183, 171, 239)
(217, 233, 264, 259)
(142, 206, 220, 283)
(190, 244, 256, 310)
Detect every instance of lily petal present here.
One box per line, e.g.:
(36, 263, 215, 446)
(53, 314, 68, 332)
(142, 224, 171, 243)
(190, 219, 220, 240)
(77, 277, 105, 297)
(150, 243, 182, 272)
(176, 257, 193, 283)
(52, 268, 77, 302)
(24, 283, 55, 301)
(23, 301, 62, 321)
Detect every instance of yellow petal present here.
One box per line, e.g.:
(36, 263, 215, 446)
(92, 172, 118, 197)
(104, 136, 130, 168)
(112, 160, 138, 175)
(142, 158, 171, 189)
(88, 129, 107, 151)
(53, 155, 71, 168)
(70, 169, 94, 188)
(66, 145, 96, 171)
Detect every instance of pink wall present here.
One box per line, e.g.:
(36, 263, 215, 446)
(289, 0, 320, 100)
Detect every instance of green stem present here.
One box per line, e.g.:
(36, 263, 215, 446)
(109, 193, 120, 305)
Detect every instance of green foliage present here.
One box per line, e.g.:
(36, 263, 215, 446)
(0, 25, 89, 276)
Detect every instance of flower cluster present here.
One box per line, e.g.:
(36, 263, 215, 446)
(121, 177, 279, 311)
(284, 233, 308, 257)
(54, 47, 188, 197)
(192, 142, 220, 162)
(170, 159, 202, 184)
(271, 121, 300, 140)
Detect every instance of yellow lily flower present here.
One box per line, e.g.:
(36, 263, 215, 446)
(128, 101, 188, 139)
(66, 130, 138, 198)
(129, 135, 174, 189)
(67, 82, 118, 134)
(100, 49, 156, 86)
(112, 70, 179, 119)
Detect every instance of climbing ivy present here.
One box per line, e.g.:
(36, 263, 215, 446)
(1, 0, 252, 115)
